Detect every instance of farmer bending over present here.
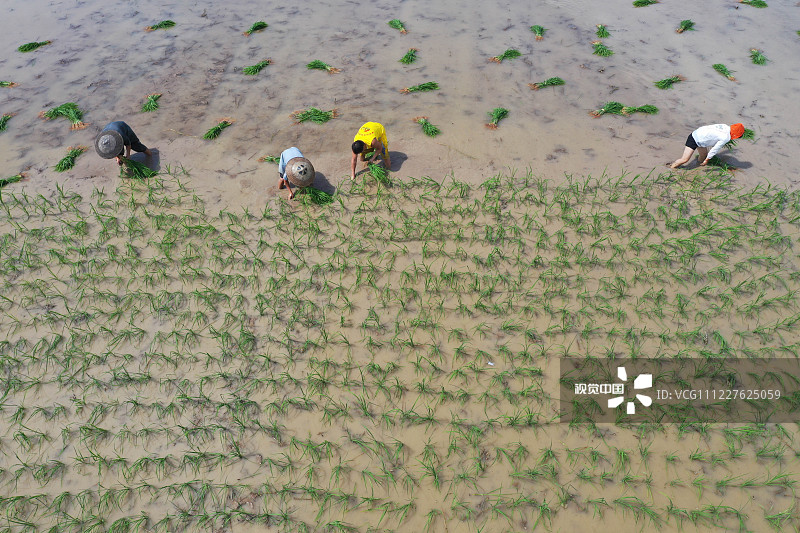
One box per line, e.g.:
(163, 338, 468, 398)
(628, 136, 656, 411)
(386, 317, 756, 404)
(670, 123, 744, 169)
(278, 147, 315, 199)
(94, 121, 152, 165)
(351, 122, 391, 180)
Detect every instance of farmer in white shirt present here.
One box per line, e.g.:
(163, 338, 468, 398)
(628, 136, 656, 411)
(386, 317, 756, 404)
(670, 123, 745, 169)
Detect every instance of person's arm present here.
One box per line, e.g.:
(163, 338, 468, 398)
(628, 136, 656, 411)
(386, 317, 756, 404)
(350, 152, 358, 180)
(703, 139, 728, 163)
(368, 139, 383, 164)
(125, 145, 132, 158)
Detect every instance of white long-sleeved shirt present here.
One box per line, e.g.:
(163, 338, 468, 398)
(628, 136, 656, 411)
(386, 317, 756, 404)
(691, 124, 731, 160)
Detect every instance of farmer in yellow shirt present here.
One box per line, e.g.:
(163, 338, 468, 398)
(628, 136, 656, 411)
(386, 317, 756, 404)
(350, 122, 391, 180)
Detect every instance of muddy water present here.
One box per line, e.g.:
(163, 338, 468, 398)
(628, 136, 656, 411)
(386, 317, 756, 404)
(1, 0, 799, 211)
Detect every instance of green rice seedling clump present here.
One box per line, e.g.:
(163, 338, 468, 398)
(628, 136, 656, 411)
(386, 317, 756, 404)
(54, 146, 87, 172)
(300, 187, 335, 205)
(120, 157, 157, 179)
(368, 163, 391, 185)
(529, 77, 565, 90)
(490, 48, 522, 62)
(0, 81, 17, 88)
(633, 0, 658, 6)
(530, 25, 547, 40)
(306, 60, 340, 73)
(750, 49, 767, 65)
(291, 107, 338, 124)
(622, 104, 659, 115)
(0, 173, 24, 188)
(243, 21, 268, 36)
(145, 20, 175, 31)
(707, 156, 736, 172)
(388, 19, 407, 33)
(400, 81, 439, 93)
(399, 48, 418, 64)
(590, 101, 625, 117)
(654, 75, 686, 89)
(413, 116, 441, 137)
(203, 118, 234, 139)
(596, 24, 610, 38)
(0, 113, 14, 132)
(17, 40, 51, 52)
(740, 0, 767, 7)
(486, 107, 509, 129)
(676, 19, 695, 33)
(242, 59, 272, 75)
(258, 155, 280, 163)
(141, 93, 162, 112)
(713, 63, 736, 81)
(39, 102, 87, 130)
(592, 41, 613, 56)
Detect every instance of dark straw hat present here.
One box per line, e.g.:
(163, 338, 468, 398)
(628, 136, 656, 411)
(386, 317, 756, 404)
(95, 129, 124, 159)
(285, 157, 315, 187)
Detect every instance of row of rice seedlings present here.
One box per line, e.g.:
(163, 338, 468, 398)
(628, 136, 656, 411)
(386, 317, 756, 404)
(290, 107, 338, 124)
(243, 21, 268, 36)
(592, 41, 613, 57)
(140, 93, 162, 112)
(144, 20, 175, 32)
(203, 118, 234, 139)
(528, 77, 565, 90)
(490, 48, 521, 62)
(242, 59, 272, 75)
(54, 146, 87, 172)
(530, 25, 547, 40)
(485, 108, 509, 129)
(0, 113, 14, 131)
(595, 24, 610, 38)
(676, 19, 695, 33)
(654, 75, 686, 89)
(17, 40, 51, 52)
(307, 60, 341, 73)
(38, 102, 88, 130)
(400, 81, 438, 94)
(399, 48, 418, 64)
(388, 19, 408, 34)
(713, 63, 736, 81)
(412, 116, 440, 137)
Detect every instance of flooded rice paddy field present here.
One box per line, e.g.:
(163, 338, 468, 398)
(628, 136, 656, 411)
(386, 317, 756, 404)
(2, 0, 800, 532)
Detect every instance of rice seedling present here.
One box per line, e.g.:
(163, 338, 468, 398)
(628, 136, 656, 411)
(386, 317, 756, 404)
(141, 93, 162, 112)
(0, 113, 14, 132)
(0, 81, 17, 88)
(490, 48, 522, 62)
(242, 59, 272, 75)
(145, 20, 175, 31)
(243, 21, 268, 36)
(400, 81, 439, 93)
(290, 107, 338, 124)
(592, 41, 614, 57)
(633, 0, 658, 6)
(749, 48, 768, 65)
(622, 104, 659, 115)
(676, 19, 695, 33)
(399, 48, 418, 64)
(595, 24, 610, 38)
(39, 102, 88, 131)
(17, 40, 51, 52)
(485, 107, 509, 129)
(202, 118, 234, 139)
(306, 60, 341, 73)
(258, 155, 280, 163)
(740, 0, 767, 7)
(713, 63, 736, 81)
(388, 19, 408, 34)
(528, 77, 565, 90)
(0, 173, 24, 188)
(589, 101, 625, 117)
(530, 25, 547, 40)
(707, 156, 737, 172)
(368, 163, 391, 185)
(654, 75, 686, 89)
(299, 187, 335, 205)
(413, 116, 441, 137)
(54, 146, 87, 172)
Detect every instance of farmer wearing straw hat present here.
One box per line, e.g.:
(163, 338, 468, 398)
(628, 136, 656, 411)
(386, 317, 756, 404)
(94, 121, 152, 165)
(278, 147, 315, 199)
(669, 123, 745, 169)
(350, 122, 390, 180)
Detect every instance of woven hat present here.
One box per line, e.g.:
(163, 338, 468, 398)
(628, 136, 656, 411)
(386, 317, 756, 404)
(285, 157, 315, 187)
(95, 129, 124, 159)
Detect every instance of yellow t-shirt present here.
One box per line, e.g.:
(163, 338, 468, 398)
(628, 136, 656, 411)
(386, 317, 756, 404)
(353, 122, 388, 152)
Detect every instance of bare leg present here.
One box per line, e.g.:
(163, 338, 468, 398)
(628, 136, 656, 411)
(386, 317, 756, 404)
(670, 146, 695, 169)
(384, 150, 392, 171)
(697, 146, 709, 164)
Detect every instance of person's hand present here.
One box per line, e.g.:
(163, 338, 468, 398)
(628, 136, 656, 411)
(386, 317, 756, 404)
(289, 191, 295, 199)
(700, 159, 709, 166)
(115, 156, 123, 166)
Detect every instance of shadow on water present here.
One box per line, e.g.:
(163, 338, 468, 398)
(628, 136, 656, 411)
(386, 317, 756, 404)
(312, 171, 335, 195)
(388, 151, 408, 171)
(130, 148, 161, 172)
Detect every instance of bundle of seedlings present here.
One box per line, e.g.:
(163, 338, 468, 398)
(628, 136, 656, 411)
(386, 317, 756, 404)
(145, 20, 175, 31)
(740, 0, 767, 7)
(400, 81, 439, 93)
(490, 48, 521, 62)
(258, 155, 280, 163)
(0, 113, 14, 132)
(592, 41, 613, 56)
(528, 77, 565, 90)
(622, 104, 658, 115)
(676, 20, 695, 33)
(243, 59, 272, 75)
(39, 102, 88, 130)
(54, 146, 87, 172)
(203, 118, 234, 139)
(530, 25, 547, 40)
(0, 81, 18, 88)
(485, 107, 509, 129)
(120, 157, 158, 179)
(243, 21, 268, 36)
(0, 173, 24, 188)
(749, 49, 767, 65)
(399, 48, 418, 64)
(141, 93, 162, 112)
(413, 116, 441, 137)
(726, 128, 756, 148)
(17, 40, 51, 52)
(654, 75, 686, 89)
(306, 60, 341, 73)
(633, 0, 658, 6)
(299, 186, 335, 205)
(291, 107, 338, 124)
(388, 19, 408, 34)
(596, 24, 610, 38)
(713, 63, 736, 81)
(368, 163, 392, 185)
(589, 101, 625, 117)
